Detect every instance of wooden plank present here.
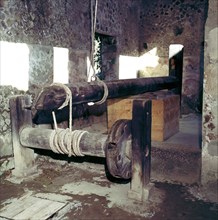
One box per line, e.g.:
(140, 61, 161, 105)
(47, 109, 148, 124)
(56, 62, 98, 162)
(13, 199, 52, 219)
(0, 196, 39, 219)
(107, 98, 133, 129)
(0, 196, 66, 220)
(31, 201, 66, 220)
(14, 198, 66, 220)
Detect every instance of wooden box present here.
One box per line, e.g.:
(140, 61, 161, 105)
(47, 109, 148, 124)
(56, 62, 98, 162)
(107, 92, 180, 141)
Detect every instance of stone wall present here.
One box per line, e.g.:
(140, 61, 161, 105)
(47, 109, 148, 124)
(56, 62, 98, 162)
(0, 0, 90, 48)
(139, 0, 208, 113)
(201, 0, 218, 203)
(1, 2, 216, 197)
(0, 0, 140, 157)
(28, 44, 54, 94)
(1, 0, 208, 114)
(0, 0, 141, 84)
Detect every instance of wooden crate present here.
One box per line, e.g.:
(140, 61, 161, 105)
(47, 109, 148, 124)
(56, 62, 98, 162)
(107, 92, 180, 141)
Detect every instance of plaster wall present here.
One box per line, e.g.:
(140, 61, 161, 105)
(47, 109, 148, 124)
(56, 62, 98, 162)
(201, 0, 218, 203)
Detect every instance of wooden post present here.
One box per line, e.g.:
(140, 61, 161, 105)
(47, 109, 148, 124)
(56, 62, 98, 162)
(9, 95, 37, 177)
(128, 99, 152, 202)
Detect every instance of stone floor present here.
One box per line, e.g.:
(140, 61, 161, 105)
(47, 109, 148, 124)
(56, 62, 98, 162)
(0, 114, 218, 219)
(151, 113, 202, 185)
(154, 113, 202, 150)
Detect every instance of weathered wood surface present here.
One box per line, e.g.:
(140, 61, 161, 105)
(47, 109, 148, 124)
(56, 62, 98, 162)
(20, 127, 107, 157)
(32, 102, 106, 124)
(107, 92, 180, 141)
(128, 99, 151, 202)
(9, 95, 37, 177)
(33, 76, 179, 111)
(0, 195, 66, 220)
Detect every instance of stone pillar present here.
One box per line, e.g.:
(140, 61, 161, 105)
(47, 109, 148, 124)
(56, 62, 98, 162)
(9, 95, 37, 177)
(201, 0, 218, 203)
(68, 49, 89, 83)
(28, 44, 53, 93)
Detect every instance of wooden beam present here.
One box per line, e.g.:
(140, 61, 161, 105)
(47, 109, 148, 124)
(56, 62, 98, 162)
(128, 99, 152, 202)
(20, 127, 107, 158)
(33, 76, 179, 111)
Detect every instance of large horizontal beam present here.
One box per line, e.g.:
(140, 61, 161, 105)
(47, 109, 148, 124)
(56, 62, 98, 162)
(34, 76, 179, 111)
(20, 127, 107, 158)
(32, 103, 106, 124)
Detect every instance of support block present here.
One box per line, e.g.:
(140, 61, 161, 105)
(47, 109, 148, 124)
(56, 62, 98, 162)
(107, 92, 180, 141)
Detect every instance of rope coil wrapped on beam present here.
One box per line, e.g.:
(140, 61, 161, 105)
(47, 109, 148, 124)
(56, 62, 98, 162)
(49, 128, 88, 157)
(49, 83, 88, 157)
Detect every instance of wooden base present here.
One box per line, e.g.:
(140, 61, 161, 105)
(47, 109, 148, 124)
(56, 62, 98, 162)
(107, 91, 180, 141)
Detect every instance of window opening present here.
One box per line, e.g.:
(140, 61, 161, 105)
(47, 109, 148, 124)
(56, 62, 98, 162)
(169, 44, 184, 78)
(169, 44, 184, 97)
(0, 41, 29, 91)
(53, 47, 69, 84)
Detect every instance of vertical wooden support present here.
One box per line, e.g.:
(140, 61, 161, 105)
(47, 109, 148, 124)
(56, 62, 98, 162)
(10, 95, 37, 177)
(128, 99, 152, 202)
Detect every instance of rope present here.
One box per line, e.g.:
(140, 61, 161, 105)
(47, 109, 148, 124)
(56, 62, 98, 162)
(52, 111, 58, 130)
(89, 0, 98, 77)
(49, 130, 58, 153)
(88, 0, 108, 106)
(49, 128, 88, 157)
(51, 83, 72, 131)
(94, 77, 109, 105)
(50, 83, 88, 157)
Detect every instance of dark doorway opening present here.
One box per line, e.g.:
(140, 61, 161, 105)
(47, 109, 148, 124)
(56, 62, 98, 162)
(94, 33, 117, 81)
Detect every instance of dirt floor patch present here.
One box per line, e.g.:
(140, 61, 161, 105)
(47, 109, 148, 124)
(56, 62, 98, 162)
(0, 156, 217, 220)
